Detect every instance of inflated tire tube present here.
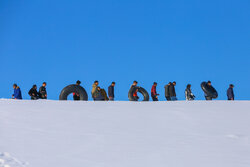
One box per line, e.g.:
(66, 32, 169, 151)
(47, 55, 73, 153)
(201, 82, 218, 99)
(59, 84, 88, 101)
(128, 86, 149, 101)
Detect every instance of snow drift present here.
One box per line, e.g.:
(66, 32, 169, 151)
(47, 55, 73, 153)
(0, 99, 250, 167)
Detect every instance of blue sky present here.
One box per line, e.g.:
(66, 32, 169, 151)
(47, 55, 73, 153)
(0, 0, 249, 100)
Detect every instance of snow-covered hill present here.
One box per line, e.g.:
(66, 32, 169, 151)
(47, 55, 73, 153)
(0, 99, 250, 167)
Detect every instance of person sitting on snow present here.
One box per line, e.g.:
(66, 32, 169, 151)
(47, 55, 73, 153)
(93, 87, 105, 101)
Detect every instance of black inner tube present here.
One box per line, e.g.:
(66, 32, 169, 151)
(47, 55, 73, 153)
(59, 84, 88, 101)
(201, 82, 218, 99)
(128, 86, 149, 101)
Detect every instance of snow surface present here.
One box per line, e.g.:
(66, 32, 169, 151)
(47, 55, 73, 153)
(0, 99, 250, 167)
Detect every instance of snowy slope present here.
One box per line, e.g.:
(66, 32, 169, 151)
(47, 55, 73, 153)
(0, 99, 250, 167)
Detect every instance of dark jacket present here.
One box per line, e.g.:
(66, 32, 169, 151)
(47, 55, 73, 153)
(108, 85, 114, 98)
(13, 87, 22, 99)
(164, 85, 170, 97)
(39, 86, 47, 99)
(151, 85, 157, 97)
(227, 87, 234, 100)
(28, 88, 38, 99)
(169, 83, 176, 97)
(93, 90, 105, 101)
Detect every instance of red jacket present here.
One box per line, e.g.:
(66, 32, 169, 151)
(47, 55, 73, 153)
(151, 85, 157, 96)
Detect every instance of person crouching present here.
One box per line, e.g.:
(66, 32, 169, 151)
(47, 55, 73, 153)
(93, 87, 105, 101)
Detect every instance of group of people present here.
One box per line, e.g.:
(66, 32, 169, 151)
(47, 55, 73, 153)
(72, 80, 116, 101)
(12, 82, 47, 100)
(150, 81, 193, 101)
(90, 81, 116, 101)
(164, 82, 178, 101)
(158, 80, 233, 101)
(11, 80, 235, 101)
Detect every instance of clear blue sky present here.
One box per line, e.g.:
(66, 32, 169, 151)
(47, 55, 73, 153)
(1, 0, 249, 100)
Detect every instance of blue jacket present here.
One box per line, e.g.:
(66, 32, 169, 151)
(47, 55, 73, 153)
(13, 87, 22, 99)
(108, 85, 114, 98)
(227, 87, 234, 100)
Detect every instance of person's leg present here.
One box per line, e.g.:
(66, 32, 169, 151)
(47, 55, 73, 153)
(109, 97, 114, 101)
(152, 96, 158, 101)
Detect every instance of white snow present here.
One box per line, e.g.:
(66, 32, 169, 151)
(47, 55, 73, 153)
(0, 99, 250, 167)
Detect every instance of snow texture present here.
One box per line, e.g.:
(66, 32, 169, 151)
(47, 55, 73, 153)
(0, 99, 250, 167)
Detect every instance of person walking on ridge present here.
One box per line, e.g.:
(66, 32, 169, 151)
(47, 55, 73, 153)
(151, 82, 159, 101)
(28, 85, 39, 100)
(227, 84, 235, 100)
(108, 82, 115, 101)
(12, 84, 22, 100)
(39, 82, 47, 99)
(185, 84, 195, 100)
(73, 80, 81, 100)
(164, 82, 171, 101)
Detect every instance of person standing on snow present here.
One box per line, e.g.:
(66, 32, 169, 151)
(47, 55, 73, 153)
(185, 84, 195, 100)
(151, 82, 159, 101)
(28, 85, 39, 100)
(91, 80, 99, 100)
(164, 82, 171, 101)
(12, 84, 22, 100)
(73, 80, 81, 100)
(169, 81, 177, 101)
(130, 81, 139, 101)
(39, 82, 47, 99)
(108, 82, 115, 101)
(227, 84, 235, 100)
